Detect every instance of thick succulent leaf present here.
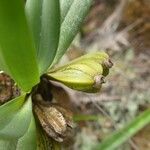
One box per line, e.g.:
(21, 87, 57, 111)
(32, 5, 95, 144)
(0, 96, 32, 139)
(0, 0, 39, 92)
(38, 0, 60, 73)
(25, 0, 42, 53)
(0, 115, 36, 150)
(16, 115, 37, 150)
(26, 0, 60, 74)
(95, 108, 150, 150)
(0, 95, 26, 130)
(0, 139, 17, 150)
(51, 0, 93, 66)
(48, 52, 112, 92)
(0, 51, 9, 74)
(60, 0, 74, 22)
(0, 95, 25, 150)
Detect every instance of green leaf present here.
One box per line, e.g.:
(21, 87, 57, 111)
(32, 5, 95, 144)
(38, 0, 60, 74)
(26, 0, 60, 74)
(60, 0, 73, 22)
(17, 115, 37, 150)
(0, 0, 39, 92)
(51, 0, 93, 66)
(48, 52, 112, 92)
(0, 139, 17, 150)
(95, 108, 150, 150)
(0, 95, 36, 150)
(0, 95, 26, 130)
(25, 0, 42, 54)
(0, 115, 36, 150)
(0, 96, 32, 139)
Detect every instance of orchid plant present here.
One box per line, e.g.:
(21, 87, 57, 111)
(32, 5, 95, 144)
(0, 0, 113, 149)
(1, 0, 150, 150)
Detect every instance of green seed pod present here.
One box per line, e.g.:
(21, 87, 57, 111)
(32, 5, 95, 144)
(47, 52, 112, 92)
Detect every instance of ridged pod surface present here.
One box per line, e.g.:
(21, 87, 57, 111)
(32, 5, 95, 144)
(48, 52, 113, 92)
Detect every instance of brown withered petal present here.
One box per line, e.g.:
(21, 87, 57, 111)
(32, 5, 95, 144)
(103, 59, 113, 68)
(34, 101, 74, 142)
(34, 103, 67, 142)
(51, 104, 74, 129)
(94, 75, 105, 89)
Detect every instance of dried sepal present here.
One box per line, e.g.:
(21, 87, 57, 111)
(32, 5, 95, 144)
(34, 101, 73, 142)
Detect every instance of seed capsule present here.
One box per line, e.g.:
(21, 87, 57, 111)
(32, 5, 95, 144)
(48, 52, 112, 92)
